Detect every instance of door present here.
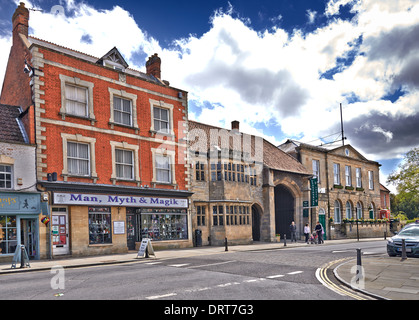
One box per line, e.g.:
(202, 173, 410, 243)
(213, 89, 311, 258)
(319, 210, 327, 240)
(252, 205, 261, 241)
(52, 207, 70, 255)
(274, 185, 295, 239)
(20, 218, 38, 259)
(126, 213, 136, 250)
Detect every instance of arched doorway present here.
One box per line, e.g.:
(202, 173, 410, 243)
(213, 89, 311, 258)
(252, 204, 261, 241)
(274, 185, 295, 239)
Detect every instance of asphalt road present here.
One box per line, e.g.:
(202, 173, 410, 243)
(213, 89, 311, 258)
(0, 240, 387, 301)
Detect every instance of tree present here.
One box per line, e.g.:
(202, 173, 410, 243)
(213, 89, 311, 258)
(387, 147, 419, 219)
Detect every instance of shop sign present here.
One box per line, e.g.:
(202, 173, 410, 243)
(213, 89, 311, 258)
(53, 192, 188, 208)
(0, 192, 41, 214)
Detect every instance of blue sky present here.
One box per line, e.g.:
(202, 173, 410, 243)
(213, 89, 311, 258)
(1, 0, 419, 193)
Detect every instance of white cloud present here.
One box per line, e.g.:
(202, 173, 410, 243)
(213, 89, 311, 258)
(1, 0, 418, 175)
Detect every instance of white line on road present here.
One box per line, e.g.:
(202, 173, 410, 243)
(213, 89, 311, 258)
(266, 274, 285, 279)
(168, 263, 190, 267)
(146, 292, 177, 300)
(287, 271, 303, 275)
(188, 260, 236, 269)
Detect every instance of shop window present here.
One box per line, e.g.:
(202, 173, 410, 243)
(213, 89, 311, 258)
(0, 215, 17, 254)
(88, 207, 112, 244)
(141, 208, 188, 241)
(0, 165, 12, 189)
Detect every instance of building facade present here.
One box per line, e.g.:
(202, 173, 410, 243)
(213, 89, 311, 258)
(0, 104, 48, 262)
(279, 140, 382, 239)
(0, 3, 192, 258)
(188, 121, 311, 246)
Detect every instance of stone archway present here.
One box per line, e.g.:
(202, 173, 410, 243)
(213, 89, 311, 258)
(274, 184, 295, 239)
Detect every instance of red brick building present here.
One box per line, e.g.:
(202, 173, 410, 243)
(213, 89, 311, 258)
(1, 3, 192, 258)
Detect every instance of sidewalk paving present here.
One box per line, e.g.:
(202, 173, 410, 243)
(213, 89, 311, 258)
(1, 238, 418, 300)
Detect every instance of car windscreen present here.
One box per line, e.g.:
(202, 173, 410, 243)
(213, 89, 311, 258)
(399, 227, 419, 237)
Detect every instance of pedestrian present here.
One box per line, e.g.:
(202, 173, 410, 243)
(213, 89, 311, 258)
(304, 223, 310, 243)
(315, 221, 324, 244)
(289, 221, 297, 243)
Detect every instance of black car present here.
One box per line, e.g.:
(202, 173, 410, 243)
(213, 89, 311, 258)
(387, 225, 419, 257)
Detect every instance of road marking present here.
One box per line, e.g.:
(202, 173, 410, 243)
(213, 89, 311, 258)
(146, 262, 162, 265)
(168, 263, 190, 267)
(267, 274, 285, 279)
(316, 259, 367, 300)
(244, 278, 266, 283)
(188, 260, 236, 269)
(287, 271, 303, 275)
(146, 292, 177, 300)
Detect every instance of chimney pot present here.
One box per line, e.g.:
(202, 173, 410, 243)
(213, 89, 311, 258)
(146, 53, 161, 79)
(231, 120, 240, 131)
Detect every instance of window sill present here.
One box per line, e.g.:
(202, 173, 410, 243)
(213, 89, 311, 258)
(149, 130, 175, 139)
(109, 122, 139, 134)
(59, 112, 97, 125)
(110, 178, 141, 187)
(62, 173, 98, 183)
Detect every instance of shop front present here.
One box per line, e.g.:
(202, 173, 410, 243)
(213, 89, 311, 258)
(46, 184, 192, 257)
(0, 192, 46, 261)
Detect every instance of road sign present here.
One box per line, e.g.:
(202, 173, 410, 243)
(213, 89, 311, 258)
(303, 201, 309, 217)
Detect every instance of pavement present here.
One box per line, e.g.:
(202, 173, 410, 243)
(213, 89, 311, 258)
(1, 238, 418, 300)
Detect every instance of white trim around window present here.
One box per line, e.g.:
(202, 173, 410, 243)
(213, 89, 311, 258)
(61, 133, 97, 181)
(108, 88, 138, 130)
(110, 141, 140, 184)
(149, 99, 174, 136)
(59, 74, 95, 122)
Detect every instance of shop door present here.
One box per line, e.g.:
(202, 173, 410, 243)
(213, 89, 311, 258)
(21, 219, 38, 259)
(52, 208, 69, 255)
(126, 213, 136, 250)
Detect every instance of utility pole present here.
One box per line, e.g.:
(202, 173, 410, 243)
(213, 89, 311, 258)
(340, 103, 345, 146)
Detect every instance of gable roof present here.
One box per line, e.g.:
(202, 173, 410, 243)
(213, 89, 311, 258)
(0, 104, 28, 144)
(188, 120, 311, 176)
(96, 47, 129, 68)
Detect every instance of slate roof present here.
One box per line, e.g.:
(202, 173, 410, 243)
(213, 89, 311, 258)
(188, 120, 310, 176)
(0, 104, 27, 144)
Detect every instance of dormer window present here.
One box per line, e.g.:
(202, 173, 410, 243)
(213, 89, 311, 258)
(97, 47, 129, 73)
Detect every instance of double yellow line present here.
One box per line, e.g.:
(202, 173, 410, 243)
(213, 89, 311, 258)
(316, 258, 368, 300)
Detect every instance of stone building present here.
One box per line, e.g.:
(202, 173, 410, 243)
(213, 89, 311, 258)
(0, 3, 192, 257)
(188, 120, 311, 246)
(279, 140, 382, 239)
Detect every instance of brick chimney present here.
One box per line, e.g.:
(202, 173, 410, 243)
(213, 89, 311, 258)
(12, 2, 29, 39)
(231, 120, 240, 131)
(146, 53, 161, 79)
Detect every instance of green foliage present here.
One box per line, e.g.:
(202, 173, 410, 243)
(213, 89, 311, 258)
(387, 148, 419, 219)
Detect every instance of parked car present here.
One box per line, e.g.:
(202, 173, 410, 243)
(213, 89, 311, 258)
(401, 221, 419, 230)
(387, 225, 419, 257)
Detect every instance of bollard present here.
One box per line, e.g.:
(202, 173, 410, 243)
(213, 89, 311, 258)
(225, 237, 228, 252)
(283, 234, 287, 247)
(20, 245, 25, 268)
(384, 231, 386, 240)
(401, 239, 407, 261)
(356, 248, 362, 266)
(145, 246, 149, 258)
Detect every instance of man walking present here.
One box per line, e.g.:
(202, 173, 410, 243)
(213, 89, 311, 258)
(289, 221, 297, 243)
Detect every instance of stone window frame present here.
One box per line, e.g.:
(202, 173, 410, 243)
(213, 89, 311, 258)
(149, 99, 175, 137)
(61, 133, 98, 182)
(108, 88, 139, 132)
(110, 141, 140, 185)
(59, 74, 95, 124)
